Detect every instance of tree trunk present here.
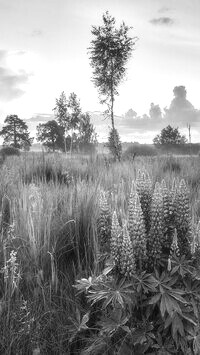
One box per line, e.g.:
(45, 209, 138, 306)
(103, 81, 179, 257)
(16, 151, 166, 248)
(70, 130, 73, 159)
(64, 128, 67, 154)
(13, 121, 17, 148)
(110, 61, 115, 131)
(110, 63, 120, 161)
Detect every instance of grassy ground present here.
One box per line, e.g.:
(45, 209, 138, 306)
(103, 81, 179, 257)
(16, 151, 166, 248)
(0, 152, 200, 354)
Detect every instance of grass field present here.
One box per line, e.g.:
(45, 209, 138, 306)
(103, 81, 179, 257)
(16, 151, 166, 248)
(0, 152, 200, 354)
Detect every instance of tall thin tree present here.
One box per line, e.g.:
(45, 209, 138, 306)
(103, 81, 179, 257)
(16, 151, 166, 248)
(88, 12, 136, 159)
(53, 91, 68, 153)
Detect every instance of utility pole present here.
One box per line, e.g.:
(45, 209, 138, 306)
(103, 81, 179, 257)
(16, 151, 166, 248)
(187, 123, 191, 143)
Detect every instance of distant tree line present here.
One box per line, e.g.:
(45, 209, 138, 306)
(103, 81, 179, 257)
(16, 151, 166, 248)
(38, 91, 97, 153)
(0, 92, 97, 153)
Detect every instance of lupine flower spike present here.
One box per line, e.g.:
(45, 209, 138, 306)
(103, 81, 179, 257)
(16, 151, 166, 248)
(120, 224, 136, 278)
(97, 190, 111, 252)
(128, 191, 147, 270)
(110, 211, 122, 267)
(148, 182, 164, 266)
(168, 229, 180, 271)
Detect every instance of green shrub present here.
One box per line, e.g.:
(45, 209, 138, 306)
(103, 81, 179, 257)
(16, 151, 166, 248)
(0, 146, 20, 161)
(106, 128, 122, 161)
(123, 143, 157, 158)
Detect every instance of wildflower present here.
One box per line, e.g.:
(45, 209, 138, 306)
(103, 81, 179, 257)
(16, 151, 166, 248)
(97, 190, 111, 252)
(128, 191, 147, 269)
(174, 179, 191, 255)
(2, 250, 21, 297)
(120, 225, 136, 278)
(148, 182, 164, 265)
(136, 171, 152, 234)
(110, 211, 122, 266)
(161, 179, 174, 250)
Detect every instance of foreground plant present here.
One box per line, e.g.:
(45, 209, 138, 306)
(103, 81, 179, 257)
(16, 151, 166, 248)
(73, 175, 200, 354)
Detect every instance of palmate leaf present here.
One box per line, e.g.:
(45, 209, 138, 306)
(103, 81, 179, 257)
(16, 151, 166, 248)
(133, 272, 158, 293)
(130, 323, 155, 352)
(171, 255, 194, 278)
(160, 293, 182, 318)
(81, 334, 110, 355)
(152, 333, 176, 354)
(68, 308, 90, 343)
(98, 308, 130, 335)
(87, 277, 135, 309)
(165, 312, 185, 338)
(187, 327, 200, 355)
(183, 278, 200, 317)
(149, 270, 187, 318)
(74, 276, 96, 294)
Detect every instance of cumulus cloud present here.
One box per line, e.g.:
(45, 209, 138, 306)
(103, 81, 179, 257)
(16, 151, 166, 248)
(0, 67, 29, 101)
(150, 17, 174, 26)
(149, 103, 162, 120)
(26, 113, 54, 123)
(31, 29, 43, 37)
(120, 86, 200, 136)
(158, 7, 171, 13)
(117, 113, 163, 132)
(0, 50, 31, 101)
(0, 50, 7, 62)
(164, 86, 200, 127)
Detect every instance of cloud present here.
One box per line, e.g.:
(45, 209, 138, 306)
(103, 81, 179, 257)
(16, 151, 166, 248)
(150, 17, 174, 26)
(120, 86, 200, 136)
(0, 67, 30, 101)
(90, 86, 200, 142)
(27, 113, 54, 123)
(0, 50, 32, 101)
(164, 86, 200, 127)
(158, 7, 170, 13)
(117, 114, 164, 132)
(0, 50, 7, 62)
(31, 29, 43, 37)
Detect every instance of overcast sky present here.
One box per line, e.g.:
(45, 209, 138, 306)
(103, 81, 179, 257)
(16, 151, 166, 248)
(0, 0, 200, 142)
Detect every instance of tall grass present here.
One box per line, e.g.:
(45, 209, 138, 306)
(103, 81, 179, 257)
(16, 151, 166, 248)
(0, 152, 199, 353)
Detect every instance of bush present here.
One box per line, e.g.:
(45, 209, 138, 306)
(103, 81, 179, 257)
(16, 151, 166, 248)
(157, 143, 200, 155)
(0, 146, 20, 161)
(79, 142, 96, 155)
(123, 143, 157, 158)
(106, 128, 122, 161)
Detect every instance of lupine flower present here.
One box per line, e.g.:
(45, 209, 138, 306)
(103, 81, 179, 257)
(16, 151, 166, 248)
(168, 229, 180, 271)
(174, 179, 191, 255)
(161, 179, 174, 250)
(110, 211, 122, 266)
(120, 225, 136, 278)
(97, 190, 111, 252)
(148, 182, 164, 265)
(128, 190, 147, 269)
(136, 171, 152, 234)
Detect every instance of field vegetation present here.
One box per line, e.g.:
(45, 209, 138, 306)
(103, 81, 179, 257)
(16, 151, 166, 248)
(0, 152, 200, 354)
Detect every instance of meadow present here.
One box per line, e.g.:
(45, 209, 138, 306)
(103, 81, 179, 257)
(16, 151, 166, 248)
(0, 152, 200, 354)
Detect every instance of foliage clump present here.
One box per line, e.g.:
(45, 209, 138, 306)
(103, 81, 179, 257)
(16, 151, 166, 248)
(74, 172, 200, 354)
(153, 125, 187, 146)
(0, 146, 20, 162)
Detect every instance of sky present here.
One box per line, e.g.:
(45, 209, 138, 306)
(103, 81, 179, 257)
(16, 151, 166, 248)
(0, 0, 200, 143)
